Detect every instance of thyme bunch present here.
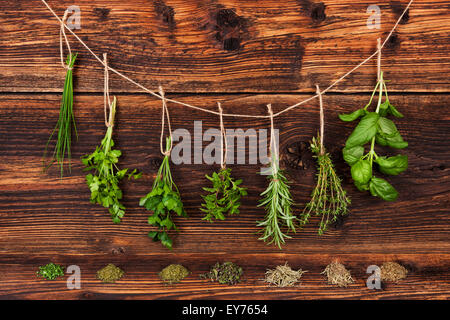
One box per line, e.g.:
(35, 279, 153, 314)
(44, 53, 78, 177)
(201, 168, 247, 222)
(300, 135, 350, 235)
(257, 158, 297, 248)
(139, 137, 187, 249)
(82, 97, 141, 224)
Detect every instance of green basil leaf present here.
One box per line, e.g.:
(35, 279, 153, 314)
(351, 159, 372, 184)
(345, 112, 379, 148)
(339, 109, 365, 122)
(343, 146, 365, 165)
(378, 117, 398, 136)
(385, 132, 408, 149)
(375, 155, 408, 175)
(369, 177, 399, 201)
(388, 103, 404, 118)
(354, 181, 370, 191)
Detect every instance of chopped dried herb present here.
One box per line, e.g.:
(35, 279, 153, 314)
(264, 263, 306, 287)
(159, 264, 189, 284)
(201, 262, 243, 285)
(380, 262, 408, 282)
(37, 263, 64, 280)
(96, 264, 124, 283)
(322, 261, 354, 287)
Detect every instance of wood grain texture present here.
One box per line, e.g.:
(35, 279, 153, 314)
(1, 95, 449, 299)
(0, 0, 449, 93)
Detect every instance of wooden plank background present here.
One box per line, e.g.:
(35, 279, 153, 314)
(0, 0, 449, 299)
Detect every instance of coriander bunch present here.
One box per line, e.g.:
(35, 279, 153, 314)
(82, 97, 141, 224)
(340, 71, 408, 201)
(300, 135, 350, 235)
(44, 53, 78, 177)
(139, 137, 187, 249)
(257, 158, 297, 248)
(201, 167, 247, 222)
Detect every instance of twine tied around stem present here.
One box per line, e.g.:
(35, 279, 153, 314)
(103, 53, 115, 128)
(267, 104, 279, 175)
(315, 84, 325, 155)
(217, 102, 228, 170)
(59, 10, 72, 70)
(159, 86, 173, 157)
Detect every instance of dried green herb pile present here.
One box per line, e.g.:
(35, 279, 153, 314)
(264, 263, 306, 287)
(201, 262, 243, 285)
(36, 263, 64, 280)
(201, 168, 247, 222)
(300, 135, 350, 235)
(96, 264, 124, 283)
(159, 264, 190, 284)
(322, 261, 354, 287)
(380, 262, 408, 282)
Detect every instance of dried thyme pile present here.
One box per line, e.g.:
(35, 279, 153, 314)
(159, 264, 189, 284)
(322, 261, 354, 287)
(96, 264, 124, 283)
(201, 262, 243, 285)
(380, 262, 408, 282)
(264, 263, 306, 287)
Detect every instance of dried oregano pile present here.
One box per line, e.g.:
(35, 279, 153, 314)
(159, 264, 190, 284)
(96, 264, 124, 283)
(201, 262, 243, 285)
(380, 262, 408, 282)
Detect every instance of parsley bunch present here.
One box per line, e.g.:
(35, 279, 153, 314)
(82, 97, 141, 224)
(300, 135, 350, 235)
(201, 168, 247, 222)
(44, 53, 78, 177)
(340, 71, 408, 201)
(139, 137, 187, 249)
(258, 158, 297, 248)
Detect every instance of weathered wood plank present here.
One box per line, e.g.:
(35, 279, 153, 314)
(0, 253, 448, 299)
(0, 94, 448, 258)
(0, 0, 449, 93)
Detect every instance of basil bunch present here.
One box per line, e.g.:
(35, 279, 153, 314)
(340, 71, 408, 201)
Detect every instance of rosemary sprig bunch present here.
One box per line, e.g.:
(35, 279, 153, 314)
(201, 168, 247, 222)
(82, 97, 141, 224)
(300, 135, 350, 235)
(257, 157, 297, 248)
(139, 137, 187, 249)
(44, 53, 78, 177)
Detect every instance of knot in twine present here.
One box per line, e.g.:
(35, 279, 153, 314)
(159, 86, 173, 157)
(59, 10, 73, 70)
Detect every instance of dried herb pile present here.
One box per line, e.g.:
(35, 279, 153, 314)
(322, 261, 354, 287)
(201, 262, 243, 285)
(264, 263, 306, 287)
(96, 264, 124, 283)
(159, 264, 190, 284)
(380, 262, 408, 282)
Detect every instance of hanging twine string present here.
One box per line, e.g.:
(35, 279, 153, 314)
(316, 84, 325, 155)
(377, 37, 382, 81)
(267, 104, 278, 175)
(59, 10, 72, 70)
(103, 53, 114, 128)
(159, 86, 173, 156)
(42, 0, 414, 119)
(217, 102, 228, 169)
